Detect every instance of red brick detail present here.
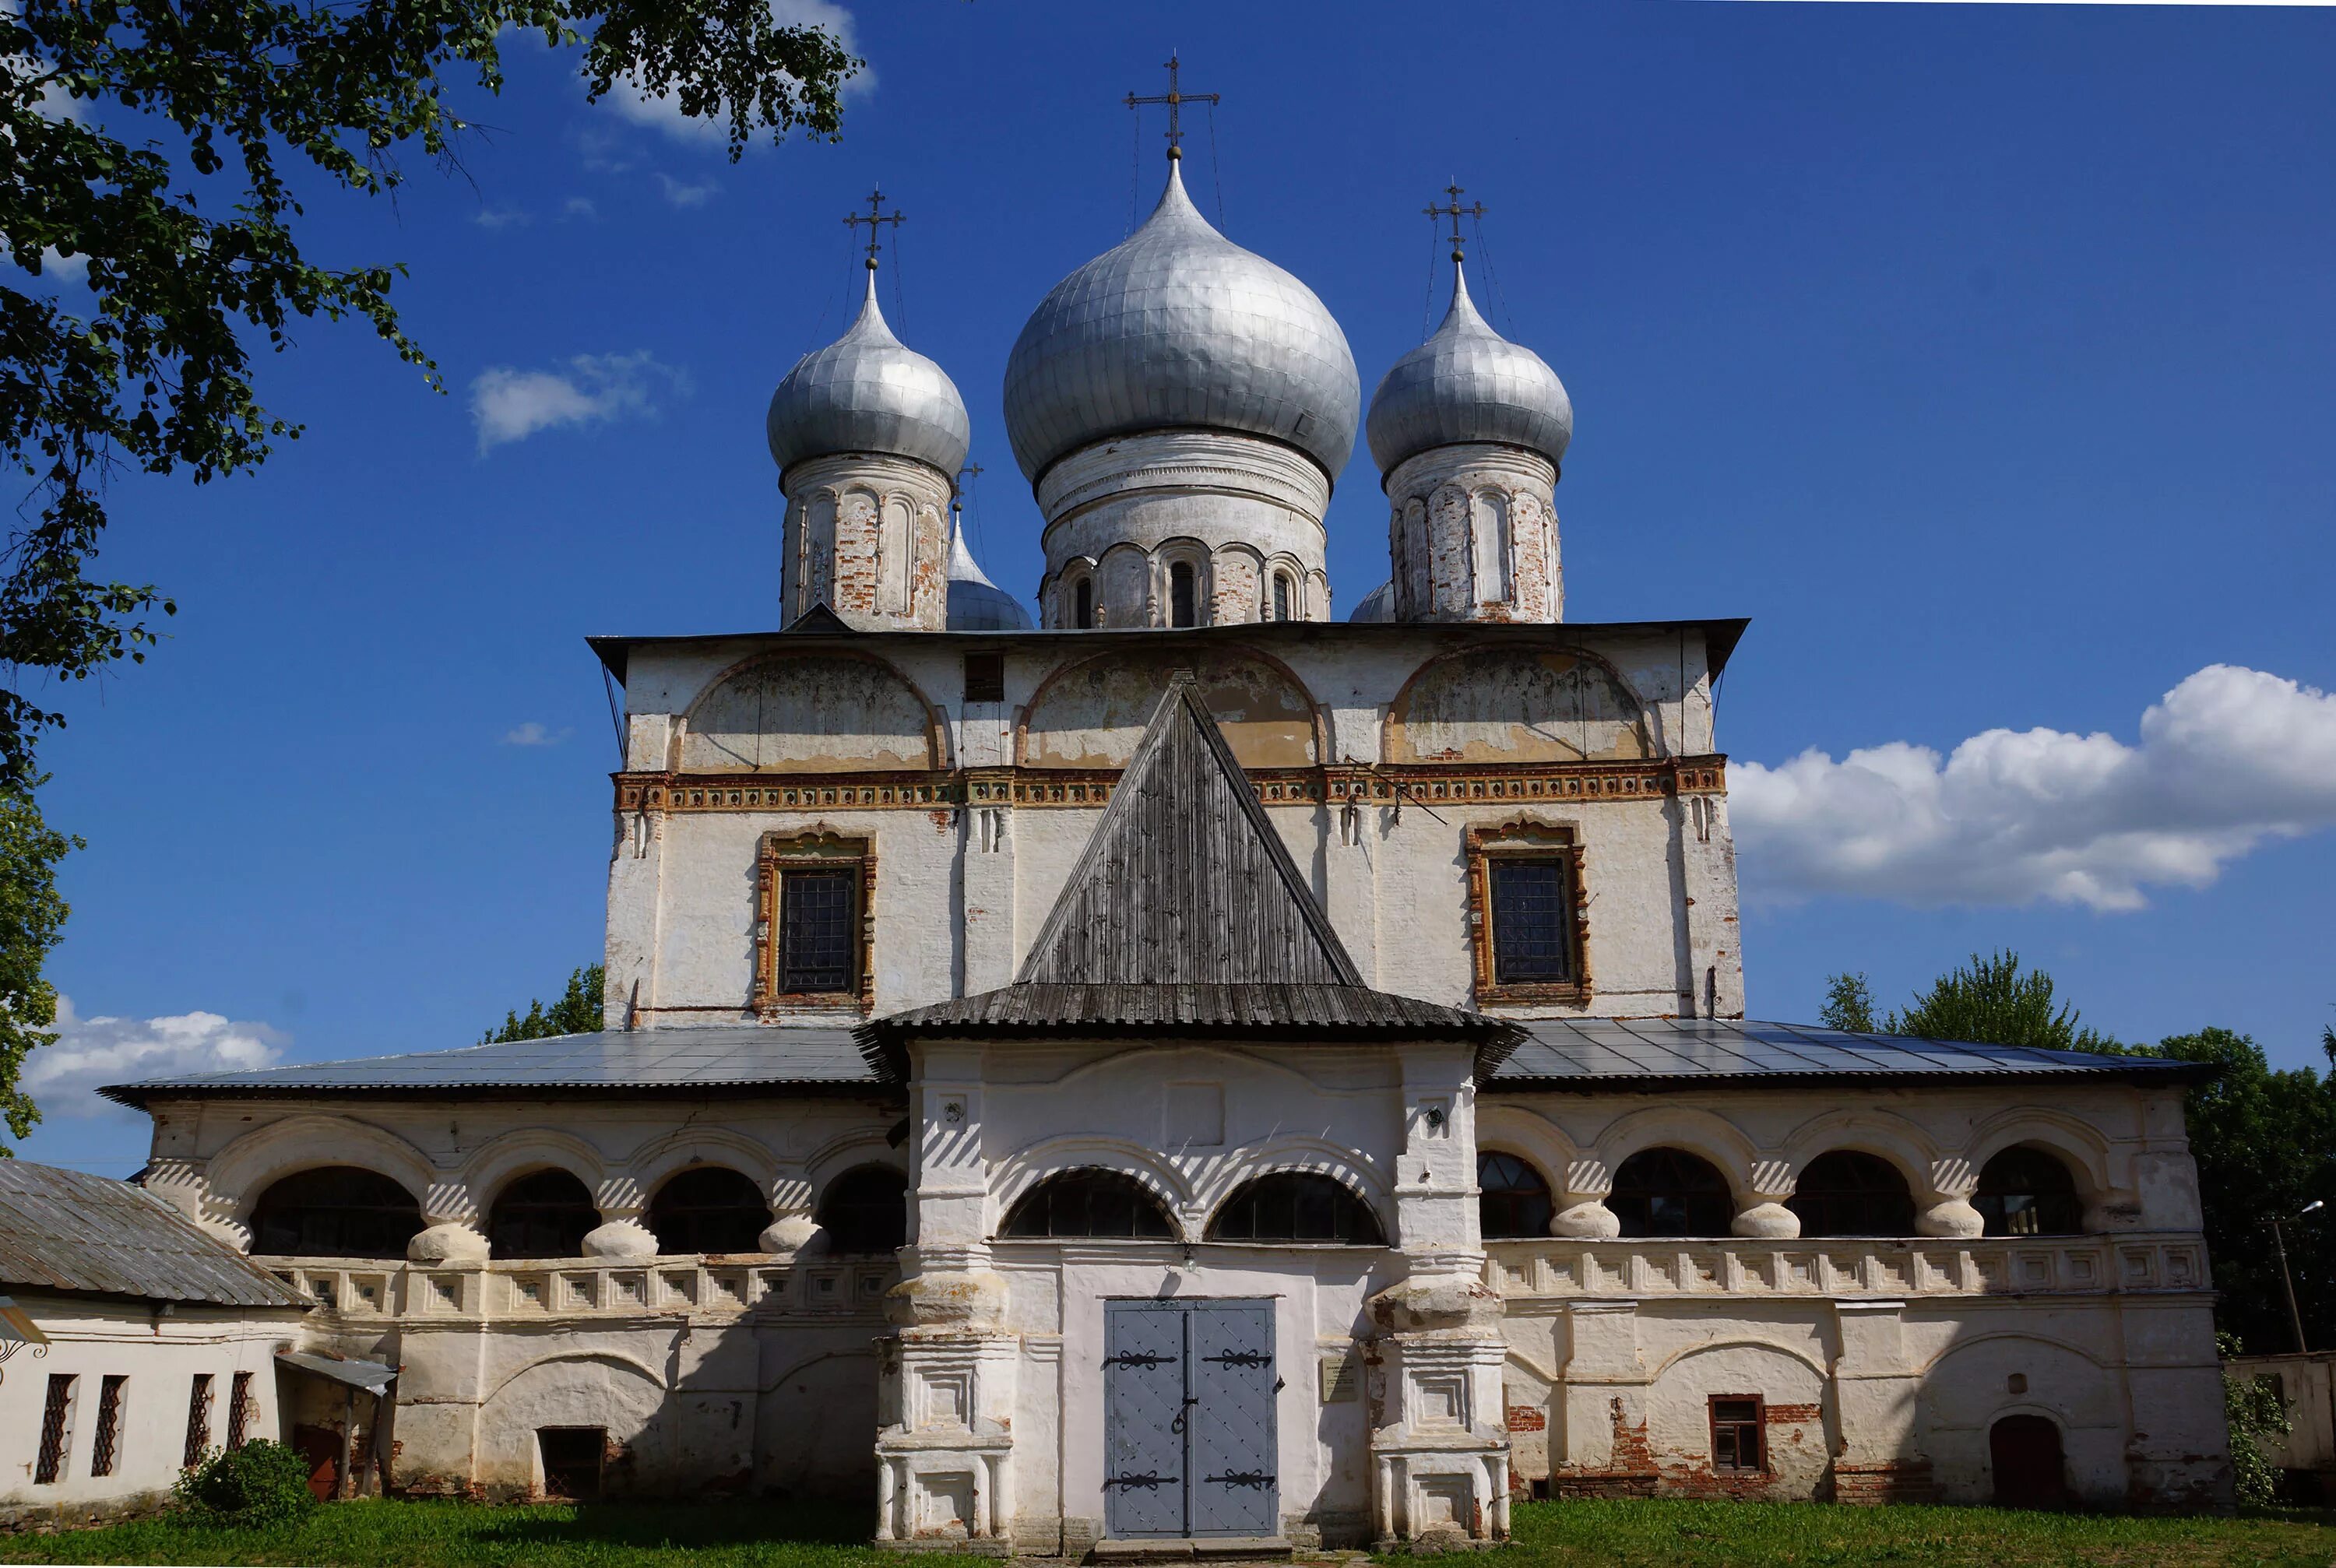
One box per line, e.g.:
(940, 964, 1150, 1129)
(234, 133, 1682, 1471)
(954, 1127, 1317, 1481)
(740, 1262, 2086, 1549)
(1507, 1405, 1546, 1433)
(1764, 1402, 1824, 1424)
(1831, 1460, 1938, 1506)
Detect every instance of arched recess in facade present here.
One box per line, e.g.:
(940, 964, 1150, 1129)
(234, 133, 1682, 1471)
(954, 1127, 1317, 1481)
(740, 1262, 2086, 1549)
(677, 649, 949, 773)
(1382, 644, 1653, 765)
(205, 1113, 442, 1234)
(1016, 645, 1326, 770)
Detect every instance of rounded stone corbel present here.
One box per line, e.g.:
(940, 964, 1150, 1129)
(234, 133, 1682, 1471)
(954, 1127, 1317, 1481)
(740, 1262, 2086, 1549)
(408, 1222, 491, 1264)
(582, 1215, 660, 1259)
(1368, 1271, 1504, 1334)
(1731, 1201, 1799, 1239)
(1549, 1199, 1620, 1239)
(1916, 1197, 1984, 1239)
(883, 1267, 1008, 1330)
(759, 1211, 821, 1255)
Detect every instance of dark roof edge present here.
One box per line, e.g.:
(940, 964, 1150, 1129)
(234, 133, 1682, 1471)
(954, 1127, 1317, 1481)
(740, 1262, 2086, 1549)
(1490, 1060, 2218, 1092)
(587, 617, 1755, 687)
(99, 1078, 894, 1109)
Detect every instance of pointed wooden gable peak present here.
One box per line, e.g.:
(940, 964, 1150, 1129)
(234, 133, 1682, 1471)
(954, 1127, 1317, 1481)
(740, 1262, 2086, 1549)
(1018, 677, 1364, 988)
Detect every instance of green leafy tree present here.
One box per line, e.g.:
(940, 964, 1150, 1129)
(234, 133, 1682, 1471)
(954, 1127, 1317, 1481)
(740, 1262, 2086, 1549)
(0, 0, 860, 1130)
(0, 786, 76, 1151)
(1818, 972, 1877, 1033)
(1883, 950, 2123, 1053)
(2156, 1028, 2336, 1355)
(484, 964, 605, 1044)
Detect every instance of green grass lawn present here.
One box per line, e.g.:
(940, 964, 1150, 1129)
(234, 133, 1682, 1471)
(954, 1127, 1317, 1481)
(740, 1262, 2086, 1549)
(0, 1496, 2327, 1568)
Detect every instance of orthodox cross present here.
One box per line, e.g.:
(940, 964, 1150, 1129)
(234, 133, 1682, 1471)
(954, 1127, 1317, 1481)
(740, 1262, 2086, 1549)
(843, 188, 905, 269)
(1425, 183, 1486, 263)
(1124, 52, 1219, 161)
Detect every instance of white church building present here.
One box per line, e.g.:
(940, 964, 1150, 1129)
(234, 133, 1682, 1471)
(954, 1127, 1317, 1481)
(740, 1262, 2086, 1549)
(104, 142, 2232, 1549)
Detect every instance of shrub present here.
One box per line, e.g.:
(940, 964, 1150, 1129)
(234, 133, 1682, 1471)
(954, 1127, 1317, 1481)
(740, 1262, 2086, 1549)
(174, 1440, 317, 1528)
(2218, 1332, 2293, 1508)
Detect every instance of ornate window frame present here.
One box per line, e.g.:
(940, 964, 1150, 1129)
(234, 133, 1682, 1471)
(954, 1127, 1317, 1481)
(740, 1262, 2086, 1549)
(753, 828, 877, 1016)
(1465, 817, 1590, 1007)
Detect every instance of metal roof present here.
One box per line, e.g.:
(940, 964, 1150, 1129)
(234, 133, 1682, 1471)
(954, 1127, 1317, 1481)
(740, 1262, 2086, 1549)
(1490, 1018, 2212, 1089)
(0, 1162, 313, 1310)
(100, 1025, 880, 1106)
(277, 1351, 397, 1394)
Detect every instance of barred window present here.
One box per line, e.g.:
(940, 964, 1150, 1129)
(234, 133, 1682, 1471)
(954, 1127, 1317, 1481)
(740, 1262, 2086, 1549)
(1489, 858, 1573, 983)
(1169, 561, 1197, 628)
(227, 1371, 254, 1449)
(90, 1374, 126, 1478)
(779, 869, 857, 993)
(184, 1374, 215, 1469)
(1002, 1169, 1173, 1240)
(34, 1373, 75, 1485)
(1207, 1173, 1384, 1246)
(1478, 1152, 1554, 1239)
(1272, 573, 1292, 622)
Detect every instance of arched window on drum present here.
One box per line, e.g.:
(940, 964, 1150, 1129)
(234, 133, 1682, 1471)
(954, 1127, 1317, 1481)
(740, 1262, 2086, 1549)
(1975, 1146, 2085, 1236)
(1001, 1169, 1174, 1239)
(1477, 1152, 1553, 1239)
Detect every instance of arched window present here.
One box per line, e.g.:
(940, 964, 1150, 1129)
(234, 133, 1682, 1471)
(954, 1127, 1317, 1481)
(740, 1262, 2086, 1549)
(1471, 490, 1510, 603)
(486, 1169, 600, 1259)
(1272, 573, 1292, 622)
(250, 1167, 423, 1259)
(1478, 1152, 1553, 1239)
(1075, 577, 1094, 630)
(1975, 1147, 2084, 1236)
(1608, 1148, 1733, 1238)
(1001, 1169, 1174, 1239)
(647, 1167, 772, 1255)
(1788, 1151, 1915, 1237)
(1169, 561, 1197, 628)
(1206, 1173, 1384, 1246)
(818, 1165, 909, 1254)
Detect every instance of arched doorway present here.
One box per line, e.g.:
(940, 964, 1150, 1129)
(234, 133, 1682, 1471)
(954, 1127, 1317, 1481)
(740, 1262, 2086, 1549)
(1989, 1414, 2068, 1508)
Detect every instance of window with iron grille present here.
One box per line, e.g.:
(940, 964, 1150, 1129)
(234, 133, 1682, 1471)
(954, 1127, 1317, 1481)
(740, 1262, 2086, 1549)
(184, 1374, 215, 1469)
(226, 1370, 254, 1448)
(34, 1373, 75, 1484)
(90, 1374, 126, 1477)
(779, 868, 856, 993)
(1272, 573, 1291, 621)
(1710, 1395, 1764, 1473)
(1489, 857, 1573, 983)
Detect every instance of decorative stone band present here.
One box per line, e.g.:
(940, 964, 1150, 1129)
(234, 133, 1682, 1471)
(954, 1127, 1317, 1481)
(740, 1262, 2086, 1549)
(255, 1254, 901, 1324)
(613, 757, 1729, 816)
(1483, 1233, 2210, 1301)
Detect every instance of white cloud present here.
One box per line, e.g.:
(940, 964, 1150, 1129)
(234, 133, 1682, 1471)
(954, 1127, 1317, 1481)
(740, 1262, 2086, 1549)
(603, 0, 871, 145)
(26, 997, 284, 1117)
(1733, 664, 2336, 912)
(562, 196, 599, 220)
(501, 721, 570, 747)
(656, 173, 716, 209)
(473, 205, 530, 230)
(468, 350, 689, 454)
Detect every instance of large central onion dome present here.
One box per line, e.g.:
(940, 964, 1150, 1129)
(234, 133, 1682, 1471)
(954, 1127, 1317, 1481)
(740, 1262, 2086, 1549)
(1366, 263, 1572, 477)
(1002, 162, 1360, 485)
(766, 271, 971, 481)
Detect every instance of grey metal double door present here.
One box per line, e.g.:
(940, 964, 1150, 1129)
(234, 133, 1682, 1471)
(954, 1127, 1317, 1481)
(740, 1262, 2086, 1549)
(1103, 1299, 1279, 1538)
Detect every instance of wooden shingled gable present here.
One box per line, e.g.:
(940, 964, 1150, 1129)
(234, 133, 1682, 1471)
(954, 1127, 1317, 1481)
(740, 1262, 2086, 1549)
(1017, 677, 1365, 988)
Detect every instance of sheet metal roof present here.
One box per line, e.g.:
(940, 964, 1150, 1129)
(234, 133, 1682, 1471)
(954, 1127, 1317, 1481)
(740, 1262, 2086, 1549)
(1490, 1018, 2211, 1089)
(277, 1351, 397, 1394)
(0, 1162, 313, 1310)
(100, 1025, 879, 1106)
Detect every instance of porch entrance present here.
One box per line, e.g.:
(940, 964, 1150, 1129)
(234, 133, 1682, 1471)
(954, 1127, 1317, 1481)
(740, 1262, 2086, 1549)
(1103, 1299, 1279, 1539)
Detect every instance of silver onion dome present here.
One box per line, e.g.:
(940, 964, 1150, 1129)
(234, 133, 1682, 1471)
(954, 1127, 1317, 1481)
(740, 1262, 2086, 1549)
(1366, 261, 1572, 477)
(944, 511, 1031, 631)
(1348, 579, 1396, 623)
(766, 269, 971, 480)
(1002, 160, 1360, 485)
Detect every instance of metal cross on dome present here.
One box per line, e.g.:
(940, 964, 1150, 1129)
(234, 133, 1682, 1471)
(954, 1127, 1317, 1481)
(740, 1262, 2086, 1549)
(1425, 182, 1486, 262)
(843, 188, 905, 269)
(1124, 52, 1219, 161)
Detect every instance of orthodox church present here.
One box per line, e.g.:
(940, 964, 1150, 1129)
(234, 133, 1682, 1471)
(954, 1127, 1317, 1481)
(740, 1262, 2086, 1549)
(103, 129, 2231, 1548)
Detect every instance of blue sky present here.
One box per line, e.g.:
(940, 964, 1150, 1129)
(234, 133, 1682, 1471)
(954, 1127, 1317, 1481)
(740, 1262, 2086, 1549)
(15, 0, 2335, 1172)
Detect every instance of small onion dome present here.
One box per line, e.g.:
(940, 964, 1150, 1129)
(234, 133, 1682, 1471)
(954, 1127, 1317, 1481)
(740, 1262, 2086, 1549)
(1003, 160, 1360, 485)
(766, 269, 970, 482)
(1365, 261, 1571, 477)
(1348, 579, 1397, 623)
(945, 511, 1031, 631)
